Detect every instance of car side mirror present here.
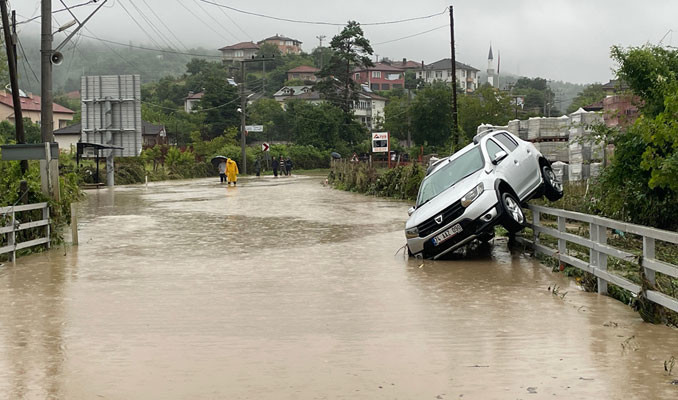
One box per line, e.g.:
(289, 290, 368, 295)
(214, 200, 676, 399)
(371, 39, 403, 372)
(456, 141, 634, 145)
(408, 206, 416, 216)
(492, 150, 508, 165)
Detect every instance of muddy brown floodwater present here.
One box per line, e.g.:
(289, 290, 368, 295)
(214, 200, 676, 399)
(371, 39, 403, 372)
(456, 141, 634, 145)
(1, 176, 677, 399)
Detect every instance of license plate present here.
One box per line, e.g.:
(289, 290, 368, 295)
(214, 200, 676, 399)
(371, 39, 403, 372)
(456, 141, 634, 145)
(431, 223, 463, 246)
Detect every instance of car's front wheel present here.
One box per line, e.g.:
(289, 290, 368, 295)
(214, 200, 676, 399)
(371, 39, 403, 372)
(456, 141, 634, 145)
(500, 192, 525, 233)
(541, 164, 564, 201)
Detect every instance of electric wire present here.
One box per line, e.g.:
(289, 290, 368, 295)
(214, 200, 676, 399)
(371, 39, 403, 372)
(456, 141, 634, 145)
(117, 0, 165, 49)
(126, 0, 182, 52)
(210, 0, 252, 42)
(17, 0, 98, 25)
(16, 37, 39, 84)
(191, 0, 239, 42)
(175, 0, 234, 43)
(372, 24, 449, 45)
(140, 0, 190, 51)
(197, 1, 448, 26)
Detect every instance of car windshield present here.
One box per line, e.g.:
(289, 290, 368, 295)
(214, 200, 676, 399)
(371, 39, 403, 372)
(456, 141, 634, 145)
(417, 146, 484, 206)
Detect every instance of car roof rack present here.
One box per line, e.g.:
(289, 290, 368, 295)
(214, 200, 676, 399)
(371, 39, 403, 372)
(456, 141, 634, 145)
(473, 129, 497, 145)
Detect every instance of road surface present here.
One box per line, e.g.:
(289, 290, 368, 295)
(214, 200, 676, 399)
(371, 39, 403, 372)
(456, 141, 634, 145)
(1, 175, 677, 399)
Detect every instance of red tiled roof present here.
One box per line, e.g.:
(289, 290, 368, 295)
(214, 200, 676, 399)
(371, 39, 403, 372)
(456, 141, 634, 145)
(287, 65, 320, 73)
(353, 62, 404, 72)
(64, 90, 80, 100)
(0, 91, 74, 114)
(186, 91, 204, 100)
(219, 41, 259, 51)
(391, 60, 421, 69)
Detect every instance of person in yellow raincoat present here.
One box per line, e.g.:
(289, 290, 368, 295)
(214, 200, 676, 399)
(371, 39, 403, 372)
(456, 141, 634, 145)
(226, 158, 239, 186)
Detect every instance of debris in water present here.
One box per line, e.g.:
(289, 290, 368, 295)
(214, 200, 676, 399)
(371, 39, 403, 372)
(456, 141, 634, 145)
(527, 387, 537, 394)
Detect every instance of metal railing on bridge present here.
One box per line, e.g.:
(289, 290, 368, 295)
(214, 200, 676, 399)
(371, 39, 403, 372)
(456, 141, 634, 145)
(516, 204, 678, 313)
(0, 202, 50, 263)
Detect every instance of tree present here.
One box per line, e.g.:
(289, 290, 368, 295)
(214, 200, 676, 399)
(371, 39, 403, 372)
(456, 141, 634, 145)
(513, 77, 557, 115)
(383, 93, 410, 142)
(315, 21, 374, 113)
(409, 83, 454, 147)
(248, 98, 291, 141)
(458, 84, 514, 143)
(567, 83, 605, 113)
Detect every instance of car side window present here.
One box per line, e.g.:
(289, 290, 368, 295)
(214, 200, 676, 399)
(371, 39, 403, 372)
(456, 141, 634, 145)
(494, 133, 518, 152)
(486, 139, 504, 162)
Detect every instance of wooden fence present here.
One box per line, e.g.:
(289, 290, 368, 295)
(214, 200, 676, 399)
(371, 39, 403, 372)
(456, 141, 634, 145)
(515, 204, 678, 313)
(0, 202, 50, 263)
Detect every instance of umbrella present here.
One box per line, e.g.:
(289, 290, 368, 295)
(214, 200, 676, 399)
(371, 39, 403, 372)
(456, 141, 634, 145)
(330, 152, 342, 159)
(210, 155, 228, 166)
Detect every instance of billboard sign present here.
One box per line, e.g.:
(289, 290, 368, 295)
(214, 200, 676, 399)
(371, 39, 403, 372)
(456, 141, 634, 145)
(81, 74, 142, 157)
(372, 132, 389, 153)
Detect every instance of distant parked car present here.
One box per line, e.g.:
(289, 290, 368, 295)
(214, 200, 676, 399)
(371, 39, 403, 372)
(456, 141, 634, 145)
(405, 129, 563, 259)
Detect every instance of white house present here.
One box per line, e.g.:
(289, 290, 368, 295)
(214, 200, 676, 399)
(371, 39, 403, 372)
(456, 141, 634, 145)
(273, 85, 314, 103)
(353, 92, 387, 131)
(416, 59, 480, 92)
(184, 91, 203, 113)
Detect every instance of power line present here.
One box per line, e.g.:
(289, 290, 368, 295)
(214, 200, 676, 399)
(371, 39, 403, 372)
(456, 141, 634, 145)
(197, 0, 448, 26)
(140, 0, 190, 51)
(117, 0, 165, 49)
(16, 0, 97, 25)
(372, 24, 449, 45)
(16, 37, 39, 84)
(191, 0, 238, 42)
(210, 0, 252, 42)
(126, 0, 180, 51)
(175, 0, 233, 43)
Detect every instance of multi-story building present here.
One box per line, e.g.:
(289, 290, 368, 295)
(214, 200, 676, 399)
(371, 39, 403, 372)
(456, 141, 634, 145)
(416, 59, 480, 92)
(352, 63, 405, 91)
(0, 89, 74, 129)
(287, 65, 320, 83)
(218, 41, 259, 63)
(258, 35, 302, 55)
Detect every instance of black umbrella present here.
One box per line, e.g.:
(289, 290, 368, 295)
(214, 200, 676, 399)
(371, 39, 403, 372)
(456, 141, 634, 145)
(330, 152, 342, 159)
(210, 155, 228, 166)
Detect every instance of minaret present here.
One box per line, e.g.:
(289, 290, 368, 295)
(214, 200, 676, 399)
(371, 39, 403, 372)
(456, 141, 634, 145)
(487, 44, 495, 87)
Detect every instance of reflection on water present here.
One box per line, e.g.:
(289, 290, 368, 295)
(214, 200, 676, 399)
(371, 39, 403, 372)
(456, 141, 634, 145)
(0, 176, 676, 399)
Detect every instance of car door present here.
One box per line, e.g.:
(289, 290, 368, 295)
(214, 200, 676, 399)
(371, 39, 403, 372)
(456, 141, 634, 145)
(485, 138, 523, 195)
(493, 132, 540, 199)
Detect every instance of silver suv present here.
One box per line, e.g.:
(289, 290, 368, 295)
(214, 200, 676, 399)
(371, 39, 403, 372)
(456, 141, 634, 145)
(405, 130, 563, 259)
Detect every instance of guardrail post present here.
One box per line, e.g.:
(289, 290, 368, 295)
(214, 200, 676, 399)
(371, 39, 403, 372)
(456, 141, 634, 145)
(557, 216, 566, 263)
(594, 225, 607, 294)
(533, 209, 540, 246)
(9, 208, 16, 263)
(43, 205, 50, 250)
(642, 236, 656, 286)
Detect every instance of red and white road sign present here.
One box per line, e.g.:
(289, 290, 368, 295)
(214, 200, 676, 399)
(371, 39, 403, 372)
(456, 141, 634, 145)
(261, 142, 270, 152)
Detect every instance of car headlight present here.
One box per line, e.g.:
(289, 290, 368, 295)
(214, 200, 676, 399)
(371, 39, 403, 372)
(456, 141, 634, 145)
(405, 226, 419, 239)
(461, 182, 484, 208)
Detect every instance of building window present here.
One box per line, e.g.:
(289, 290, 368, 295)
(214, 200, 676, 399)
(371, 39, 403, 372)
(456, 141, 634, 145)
(426, 71, 431, 79)
(381, 83, 390, 90)
(371, 83, 379, 91)
(355, 73, 360, 80)
(393, 83, 403, 89)
(447, 70, 452, 77)
(435, 70, 442, 78)
(235, 50, 244, 57)
(371, 71, 381, 78)
(59, 119, 69, 128)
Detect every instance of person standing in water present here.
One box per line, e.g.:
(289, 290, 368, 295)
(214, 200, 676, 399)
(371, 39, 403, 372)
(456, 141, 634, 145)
(226, 158, 239, 186)
(272, 157, 279, 177)
(218, 159, 227, 183)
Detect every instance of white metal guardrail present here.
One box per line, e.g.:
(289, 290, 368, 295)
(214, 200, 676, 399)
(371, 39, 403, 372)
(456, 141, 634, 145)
(0, 202, 50, 263)
(515, 204, 678, 313)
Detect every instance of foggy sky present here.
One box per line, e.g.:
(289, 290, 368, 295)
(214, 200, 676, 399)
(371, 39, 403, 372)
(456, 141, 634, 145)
(14, 0, 678, 84)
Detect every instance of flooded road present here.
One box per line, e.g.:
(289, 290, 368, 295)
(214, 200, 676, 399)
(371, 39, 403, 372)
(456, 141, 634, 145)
(1, 175, 677, 399)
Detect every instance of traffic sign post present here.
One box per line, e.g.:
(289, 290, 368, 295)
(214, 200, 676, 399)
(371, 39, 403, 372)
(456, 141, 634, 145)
(261, 142, 270, 152)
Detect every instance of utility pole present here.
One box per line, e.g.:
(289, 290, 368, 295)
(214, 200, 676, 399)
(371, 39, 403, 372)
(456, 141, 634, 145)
(41, 0, 53, 143)
(449, 5, 459, 146)
(0, 1, 27, 173)
(240, 56, 274, 175)
(240, 60, 247, 175)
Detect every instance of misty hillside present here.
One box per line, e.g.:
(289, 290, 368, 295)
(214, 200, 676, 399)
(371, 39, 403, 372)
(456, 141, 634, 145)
(15, 36, 219, 95)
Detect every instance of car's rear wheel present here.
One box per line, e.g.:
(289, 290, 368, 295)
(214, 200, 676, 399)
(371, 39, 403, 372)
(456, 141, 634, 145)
(541, 164, 564, 201)
(500, 192, 525, 233)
